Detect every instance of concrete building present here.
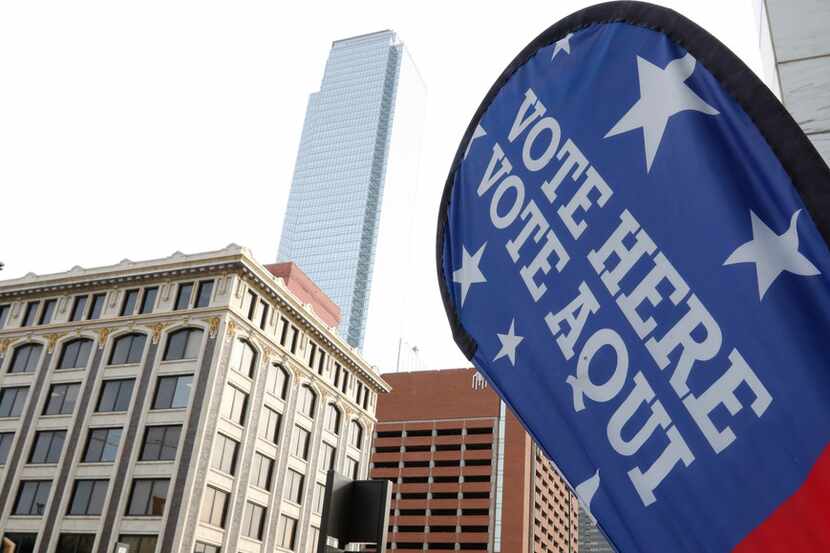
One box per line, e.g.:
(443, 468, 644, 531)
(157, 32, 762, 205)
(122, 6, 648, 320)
(755, 0, 830, 163)
(370, 369, 578, 553)
(277, 30, 426, 371)
(0, 245, 389, 553)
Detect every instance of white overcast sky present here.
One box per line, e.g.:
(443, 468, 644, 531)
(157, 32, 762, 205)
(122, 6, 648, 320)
(0, 0, 763, 370)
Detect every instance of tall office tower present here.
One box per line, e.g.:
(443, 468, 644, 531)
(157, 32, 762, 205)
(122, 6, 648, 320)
(277, 30, 426, 371)
(370, 369, 579, 553)
(0, 245, 388, 553)
(754, 0, 830, 164)
(577, 507, 614, 553)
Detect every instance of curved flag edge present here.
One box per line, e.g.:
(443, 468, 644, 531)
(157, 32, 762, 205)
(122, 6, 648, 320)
(435, 0, 830, 363)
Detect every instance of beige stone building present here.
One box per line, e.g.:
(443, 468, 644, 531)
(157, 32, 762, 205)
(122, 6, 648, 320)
(0, 245, 389, 553)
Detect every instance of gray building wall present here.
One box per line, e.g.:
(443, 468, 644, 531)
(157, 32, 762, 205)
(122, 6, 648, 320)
(761, 0, 830, 163)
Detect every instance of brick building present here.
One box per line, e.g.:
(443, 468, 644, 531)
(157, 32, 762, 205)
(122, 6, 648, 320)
(370, 368, 578, 553)
(0, 245, 389, 553)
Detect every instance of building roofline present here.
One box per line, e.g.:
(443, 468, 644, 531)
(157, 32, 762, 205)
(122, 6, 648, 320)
(332, 29, 395, 46)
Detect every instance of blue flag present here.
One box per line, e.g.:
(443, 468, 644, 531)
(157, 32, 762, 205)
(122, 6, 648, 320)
(437, 3, 830, 552)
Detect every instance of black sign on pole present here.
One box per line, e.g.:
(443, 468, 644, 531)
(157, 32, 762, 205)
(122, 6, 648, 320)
(317, 470, 392, 553)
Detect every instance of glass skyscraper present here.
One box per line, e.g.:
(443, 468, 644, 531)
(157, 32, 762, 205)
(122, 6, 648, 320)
(278, 30, 425, 369)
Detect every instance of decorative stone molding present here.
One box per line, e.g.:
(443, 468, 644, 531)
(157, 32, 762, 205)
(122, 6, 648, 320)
(207, 317, 221, 339)
(0, 338, 10, 355)
(97, 328, 111, 349)
(150, 322, 169, 344)
(46, 332, 67, 353)
(225, 319, 237, 341)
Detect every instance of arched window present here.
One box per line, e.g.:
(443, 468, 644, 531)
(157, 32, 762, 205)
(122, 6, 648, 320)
(297, 385, 316, 419)
(349, 421, 363, 450)
(57, 338, 93, 370)
(163, 328, 204, 361)
(109, 333, 147, 365)
(231, 339, 257, 378)
(325, 404, 341, 435)
(267, 364, 289, 400)
(9, 343, 43, 374)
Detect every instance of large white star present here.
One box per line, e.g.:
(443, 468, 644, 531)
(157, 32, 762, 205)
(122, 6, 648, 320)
(551, 33, 573, 60)
(452, 243, 487, 307)
(605, 53, 719, 172)
(494, 319, 524, 366)
(724, 209, 820, 300)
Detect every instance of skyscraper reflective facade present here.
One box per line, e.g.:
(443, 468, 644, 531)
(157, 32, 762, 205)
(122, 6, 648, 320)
(278, 30, 425, 370)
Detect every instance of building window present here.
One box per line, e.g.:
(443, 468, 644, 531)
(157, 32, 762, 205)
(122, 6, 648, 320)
(241, 502, 266, 541)
(126, 478, 169, 516)
(138, 286, 158, 314)
(67, 480, 108, 516)
(345, 457, 359, 480)
(109, 333, 147, 365)
(231, 339, 257, 378)
(314, 482, 326, 513)
(82, 427, 122, 463)
(200, 487, 228, 528)
(29, 430, 66, 464)
(43, 383, 81, 415)
(290, 326, 300, 354)
(276, 514, 298, 551)
(211, 434, 239, 475)
(13, 480, 51, 516)
(340, 369, 349, 393)
(220, 384, 247, 425)
(0, 386, 29, 417)
(279, 316, 290, 346)
(325, 404, 341, 434)
(267, 363, 289, 399)
(309, 527, 320, 553)
(0, 304, 10, 328)
(69, 296, 87, 322)
(246, 290, 258, 320)
(1, 533, 36, 553)
(250, 452, 274, 491)
(163, 328, 204, 361)
(38, 299, 57, 325)
(87, 293, 106, 320)
(349, 420, 364, 450)
(283, 469, 304, 504)
(260, 407, 282, 445)
(297, 385, 316, 419)
(0, 432, 14, 464)
(174, 282, 194, 310)
(195, 280, 214, 309)
(307, 342, 317, 370)
(118, 535, 157, 553)
(259, 300, 269, 330)
(56, 534, 95, 553)
(9, 343, 43, 374)
(21, 301, 39, 327)
(319, 442, 336, 473)
(291, 426, 310, 460)
(140, 425, 182, 461)
(96, 379, 134, 412)
(152, 374, 193, 410)
(194, 542, 220, 553)
(57, 339, 93, 370)
(120, 289, 140, 316)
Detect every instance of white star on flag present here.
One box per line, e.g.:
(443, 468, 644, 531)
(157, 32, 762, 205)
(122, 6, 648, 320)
(494, 319, 524, 366)
(452, 243, 487, 307)
(551, 33, 573, 60)
(464, 124, 487, 159)
(724, 209, 820, 300)
(605, 53, 719, 172)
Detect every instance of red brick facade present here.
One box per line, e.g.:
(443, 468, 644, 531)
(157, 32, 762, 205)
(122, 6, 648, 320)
(371, 368, 578, 553)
